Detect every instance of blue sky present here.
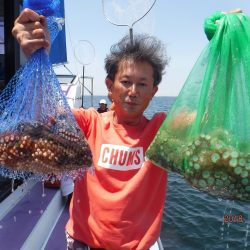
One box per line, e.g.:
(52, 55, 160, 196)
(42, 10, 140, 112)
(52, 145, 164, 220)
(54, 0, 250, 96)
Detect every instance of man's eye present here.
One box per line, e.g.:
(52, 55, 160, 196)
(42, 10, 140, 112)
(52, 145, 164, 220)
(121, 80, 130, 85)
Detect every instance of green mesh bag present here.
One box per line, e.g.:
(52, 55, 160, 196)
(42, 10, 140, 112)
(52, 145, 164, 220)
(146, 12, 250, 201)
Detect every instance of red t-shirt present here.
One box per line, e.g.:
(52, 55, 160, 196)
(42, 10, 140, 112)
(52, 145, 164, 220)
(66, 108, 168, 250)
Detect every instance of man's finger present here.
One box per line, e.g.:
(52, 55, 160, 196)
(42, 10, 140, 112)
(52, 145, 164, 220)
(21, 38, 50, 57)
(32, 29, 46, 40)
(14, 8, 41, 25)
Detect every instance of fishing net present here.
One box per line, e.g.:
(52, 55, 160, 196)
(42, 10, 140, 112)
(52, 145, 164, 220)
(0, 0, 92, 180)
(102, 0, 156, 27)
(146, 13, 250, 201)
(102, 0, 156, 42)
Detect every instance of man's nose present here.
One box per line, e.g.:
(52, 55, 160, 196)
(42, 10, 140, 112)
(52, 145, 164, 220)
(129, 83, 138, 96)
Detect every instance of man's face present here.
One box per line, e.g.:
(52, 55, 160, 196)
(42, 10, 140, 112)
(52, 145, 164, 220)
(99, 103, 107, 110)
(108, 60, 158, 124)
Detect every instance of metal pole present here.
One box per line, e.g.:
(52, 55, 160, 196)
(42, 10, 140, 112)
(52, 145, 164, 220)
(129, 27, 133, 45)
(81, 65, 85, 108)
(91, 78, 93, 107)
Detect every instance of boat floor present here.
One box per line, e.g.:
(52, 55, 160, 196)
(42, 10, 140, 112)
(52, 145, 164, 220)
(0, 180, 69, 249)
(0, 179, 163, 250)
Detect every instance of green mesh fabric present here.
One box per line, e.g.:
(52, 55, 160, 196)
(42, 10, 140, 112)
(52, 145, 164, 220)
(146, 13, 250, 201)
(204, 11, 225, 40)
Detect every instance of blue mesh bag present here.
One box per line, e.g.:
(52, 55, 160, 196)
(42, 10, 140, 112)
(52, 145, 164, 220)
(0, 0, 92, 180)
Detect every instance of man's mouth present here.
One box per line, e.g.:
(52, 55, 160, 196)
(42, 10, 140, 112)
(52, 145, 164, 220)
(125, 101, 138, 106)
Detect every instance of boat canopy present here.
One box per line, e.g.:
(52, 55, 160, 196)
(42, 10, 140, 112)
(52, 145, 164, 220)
(49, 0, 67, 65)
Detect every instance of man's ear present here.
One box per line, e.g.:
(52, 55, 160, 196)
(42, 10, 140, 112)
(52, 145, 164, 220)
(105, 77, 113, 90)
(106, 78, 114, 100)
(152, 86, 158, 98)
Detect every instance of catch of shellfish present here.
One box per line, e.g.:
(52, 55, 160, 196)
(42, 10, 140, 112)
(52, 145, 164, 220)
(147, 129, 250, 202)
(0, 121, 92, 175)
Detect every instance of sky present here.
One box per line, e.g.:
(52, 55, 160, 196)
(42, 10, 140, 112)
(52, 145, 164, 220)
(54, 0, 250, 97)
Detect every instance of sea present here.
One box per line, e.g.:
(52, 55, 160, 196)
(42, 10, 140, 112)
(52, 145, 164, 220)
(0, 95, 249, 250)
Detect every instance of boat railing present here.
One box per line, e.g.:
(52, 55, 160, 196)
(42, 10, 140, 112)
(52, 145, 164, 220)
(58, 74, 94, 108)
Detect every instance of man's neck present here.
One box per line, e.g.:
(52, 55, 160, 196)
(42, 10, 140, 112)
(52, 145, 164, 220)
(113, 112, 143, 126)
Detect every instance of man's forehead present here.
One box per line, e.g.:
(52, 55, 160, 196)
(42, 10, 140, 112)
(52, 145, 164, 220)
(117, 59, 153, 75)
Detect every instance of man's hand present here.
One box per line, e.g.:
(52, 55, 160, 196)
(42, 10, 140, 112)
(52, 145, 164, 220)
(12, 8, 50, 58)
(224, 8, 242, 14)
(216, 8, 243, 23)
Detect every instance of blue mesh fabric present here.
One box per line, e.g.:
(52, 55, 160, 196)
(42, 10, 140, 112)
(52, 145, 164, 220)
(0, 0, 92, 180)
(23, 0, 61, 16)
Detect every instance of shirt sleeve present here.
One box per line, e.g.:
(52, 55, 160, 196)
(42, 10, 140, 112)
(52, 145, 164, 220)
(72, 108, 98, 137)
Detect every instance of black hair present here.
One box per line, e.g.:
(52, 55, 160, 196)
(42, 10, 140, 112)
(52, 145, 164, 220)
(105, 33, 169, 86)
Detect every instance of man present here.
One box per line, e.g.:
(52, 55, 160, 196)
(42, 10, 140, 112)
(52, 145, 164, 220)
(97, 99, 108, 113)
(12, 8, 168, 250)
